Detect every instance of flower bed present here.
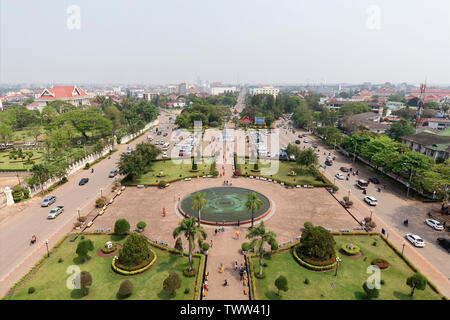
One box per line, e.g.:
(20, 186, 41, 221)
(371, 258, 390, 270)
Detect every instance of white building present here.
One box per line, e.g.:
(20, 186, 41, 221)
(143, 92, 159, 101)
(250, 86, 279, 98)
(210, 86, 237, 95)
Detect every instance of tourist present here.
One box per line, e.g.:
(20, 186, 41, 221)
(215, 229, 218, 236)
(234, 261, 238, 271)
(223, 279, 228, 286)
(210, 239, 213, 248)
(219, 264, 224, 273)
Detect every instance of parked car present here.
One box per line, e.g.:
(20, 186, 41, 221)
(312, 143, 318, 148)
(335, 173, 345, 180)
(368, 177, 380, 184)
(436, 238, 450, 252)
(41, 196, 56, 207)
(79, 178, 89, 186)
(163, 133, 168, 137)
(47, 206, 64, 219)
(364, 196, 378, 206)
(127, 147, 132, 153)
(109, 170, 118, 178)
(425, 219, 444, 231)
(303, 139, 309, 143)
(295, 140, 300, 144)
(157, 131, 162, 135)
(325, 159, 333, 166)
(405, 233, 425, 247)
(340, 167, 349, 172)
(162, 152, 168, 158)
(298, 135, 302, 138)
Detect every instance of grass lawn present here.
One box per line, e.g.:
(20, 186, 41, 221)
(132, 159, 213, 185)
(236, 157, 325, 186)
(251, 235, 443, 300)
(0, 150, 46, 170)
(6, 234, 201, 300)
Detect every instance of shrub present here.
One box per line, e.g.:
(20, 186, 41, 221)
(76, 239, 94, 262)
(372, 241, 377, 246)
(363, 282, 380, 299)
(84, 162, 90, 169)
(136, 221, 147, 230)
(28, 287, 35, 294)
(80, 235, 85, 240)
(114, 218, 130, 235)
(366, 221, 377, 230)
(95, 196, 107, 207)
(163, 272, 182, 296)
(241, 242, 250, 252)
(118, 280, 133, 298)
(303, 222, 314, 230)
(158, 181, 167, 188)
(371, 258, 390, 270)
(23, 188, 30, 199)
(184, 288, 190, 294)
(12, 185, 22, 203)
(341, 243, 361, 255)
(304, 278, 310, 285)
(296, 225, 336, 262)
(118, 233, 152, 267)
(332, 185, 339, 192)
(201, 242, 210, 252)
(58, 258, 63, 263)
(380, 279, 385, 285)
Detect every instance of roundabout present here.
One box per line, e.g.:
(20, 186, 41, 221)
(178, 187, 271, 225)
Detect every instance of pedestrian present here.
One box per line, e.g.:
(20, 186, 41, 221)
(235, 230, 240, 239)
(210, 239, 213, 248)
(237, 219, 240, 227)
(234, 261, 238, 271)
(215, 229, 218, 236)
(223, 279, 228, 286)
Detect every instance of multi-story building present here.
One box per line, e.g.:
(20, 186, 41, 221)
(427, 118, 450, 131)
(250, 86, 279, 98)
(402, 129, 450, 161)
(143, 92, 159, 102)
(210, 86, 237, 95)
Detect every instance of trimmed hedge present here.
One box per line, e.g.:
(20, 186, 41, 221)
(112, 248, 157, 275)
(341, 243, 361, 255)
(371, 258, 390, 270)
(292, 248, 337, 271)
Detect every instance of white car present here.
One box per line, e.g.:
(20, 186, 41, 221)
(162, 152, 168, 158)
(303, 139, 309, 143)
(364, 196, 378, 206)
(47, 206, 64, 219)
(335, 173, 345, 180)
(405, 233, 425, 247)
(425, 219, 444, 231)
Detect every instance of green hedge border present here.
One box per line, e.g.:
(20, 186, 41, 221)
(292, 248, 338, 271)
(111, 247, 157, 275)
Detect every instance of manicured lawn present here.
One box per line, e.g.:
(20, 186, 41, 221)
(0, 150, 45, 170)
(251, 235, 442, 300)
(236, 157, 325, 186)
(133, 159, 213, 185)
(6, 234, 201, 300)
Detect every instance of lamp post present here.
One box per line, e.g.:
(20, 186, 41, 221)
(77, 208, 80, 221)
(100, 188, 103, 197)
(370, 210, 373, 221)
(348, 189, 351, 199)
(401, 242, 406, 256)
(334, 257, 342, 277)
(45, 240, 50, 258)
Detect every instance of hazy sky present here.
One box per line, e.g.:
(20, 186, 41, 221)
(1, 0, 449, 85)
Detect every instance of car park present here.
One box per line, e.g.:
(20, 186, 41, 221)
(340, 167, 349, 172)
(47, 206, 64, 219)
(335, 173, 344, 180)
(436, 238, 450, 252)
(79, 178, 89, 186)
(41, 196, 56, 207)
(109, 170, 118, 178)
(364, 196, 378, 206)
(425, 219, 444, 231)
(405, 234, 425, 247)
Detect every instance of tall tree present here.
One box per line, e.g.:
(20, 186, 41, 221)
(246, 192, 263, 228)
(246, 221, 277, 276)
(190, 192, 207, 227)
(172, 217, 206, 272)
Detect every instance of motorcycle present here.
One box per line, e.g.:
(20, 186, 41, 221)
(403, 219, 408, 226)
(30, 236, 37, 245)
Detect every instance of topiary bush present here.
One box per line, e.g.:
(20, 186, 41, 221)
(117, 233, 152, 268)
(28, 287, 35, 294)
(136, 221, 147, 230)
(341, 243, 361, 256)
(95, 196, 107, 208)
(183, 268, 196, 277)
(12, 185, 23, 203)
(201, 242, 210, 252)
(114, 218, 130, 235)
(304, 278, 310, 285)
(118, 280, 133, 298)
(241, 242, 250, 252)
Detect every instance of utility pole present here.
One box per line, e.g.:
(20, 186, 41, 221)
(406, 168, 413, 198)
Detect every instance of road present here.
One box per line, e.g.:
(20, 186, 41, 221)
(274, 118, 450, 290)
(0, 111, 170, 295)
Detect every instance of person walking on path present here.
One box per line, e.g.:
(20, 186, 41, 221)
(234, 261, 238, 272)
(210, 239, 213, 248)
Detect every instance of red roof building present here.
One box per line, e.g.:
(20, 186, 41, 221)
(31, 85, 90, 112)
(240, 115, 251, 125)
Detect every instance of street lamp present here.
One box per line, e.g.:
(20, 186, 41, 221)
(348, 190, 351, 199)
(401, 242, 406, 256)
(77, 208, 81, 221)
(100, 188, 103, 197)
(45, 240, 50, 258)
(334, 257, 342, 277)
(370, 210, 373, 221)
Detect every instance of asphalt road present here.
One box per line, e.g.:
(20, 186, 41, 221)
(275, 118, 450, 280)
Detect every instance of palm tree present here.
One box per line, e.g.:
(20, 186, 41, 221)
(246, 221, 277, 276)
(191, 192, 207, 227)
(246, 192, 263, 228)
(173, 217, 206, 272)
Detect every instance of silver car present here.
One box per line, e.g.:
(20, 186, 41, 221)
(47, 206, 64, 219)
(41, 196, 56, 207)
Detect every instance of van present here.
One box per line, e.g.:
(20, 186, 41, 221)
(356, 179, 369, 189)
